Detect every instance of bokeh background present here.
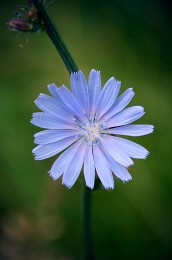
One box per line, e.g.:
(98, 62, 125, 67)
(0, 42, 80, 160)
(1, 0, 172, 259)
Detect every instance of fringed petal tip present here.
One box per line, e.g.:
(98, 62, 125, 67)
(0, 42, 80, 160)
(91, 68, 99, 72)
(32, 153, 39, 160)
(47, 83, 60, 99)
(87, 69, 101, 82)
(122, 176, 132, 183)
(47, 83, 57, 89)
(144, 150, 150, 159)
(48, 171, 56, 181)
(89, 69, 100, 74)
(32, 146, 37, 154)
(106, 185, 115, 190)
(86, 184, 94, 190)
(62, 181, 72, 189)
(71, 70, 80, 76)
(48, 168, 64, 181)
(30, 112, 36, 122)
(35, 93, 44, 99)
(71, 70, 87, 80)
(34, 97, 38, 104)
(71, 69, 101, 79)
(129, 87, 134, 94)
(113, 77, 121, 85)
(32, 154, 42, 161)
(150, 125, 154, 133)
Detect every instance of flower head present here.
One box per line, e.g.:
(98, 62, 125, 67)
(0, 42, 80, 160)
(8, 1, 44, 33)
(31, 69, 154, 189)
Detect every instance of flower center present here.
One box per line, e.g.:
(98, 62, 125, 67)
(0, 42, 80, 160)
(83, 122, 101, 145)
(74, 116, 107, 146)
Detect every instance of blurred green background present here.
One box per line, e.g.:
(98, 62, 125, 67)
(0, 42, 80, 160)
(1, 0, 172, 259)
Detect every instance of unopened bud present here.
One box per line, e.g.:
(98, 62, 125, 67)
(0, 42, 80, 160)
(8, 0, 44, 34)
(8, 18, 33, 32)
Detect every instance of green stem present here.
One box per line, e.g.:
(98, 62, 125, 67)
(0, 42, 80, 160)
(32, 0, 78, 74)
(83, 186, 95, 260)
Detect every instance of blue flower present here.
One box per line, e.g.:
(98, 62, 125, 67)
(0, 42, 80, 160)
(31, 69, 154, 189)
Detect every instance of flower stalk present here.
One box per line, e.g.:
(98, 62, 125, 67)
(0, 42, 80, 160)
(32, 0, 78, 74)
(83, 187, 95, 260)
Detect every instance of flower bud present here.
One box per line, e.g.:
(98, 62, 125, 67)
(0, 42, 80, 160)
(8, 1, 44, 33)
(8, 18, 33, 32)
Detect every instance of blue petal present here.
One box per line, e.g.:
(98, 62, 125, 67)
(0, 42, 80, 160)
(31, 112, 77, 130)
(103, 152, 132, 182)
(57, 86, 88, 122)
(34, 129, 80, 144)
(96, 77, 120, 120)
(93, 145, 114, 189)
(35, 93, 73, 117)
(48, 83, 61, 100)
(106, 106, 145, 128)
(70, 71, 89, 114)
(100, 88, 134, 123)
(62, 142, 87, 188)
(106, 124, 154, 136)
(32, 136, 78, 160)
(111, 137, 149, 159)
(49, 138, 84, 180)
(84, 146, 95, 189)
(99, 135, 134, 167)
(88, 69, 101, 117)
